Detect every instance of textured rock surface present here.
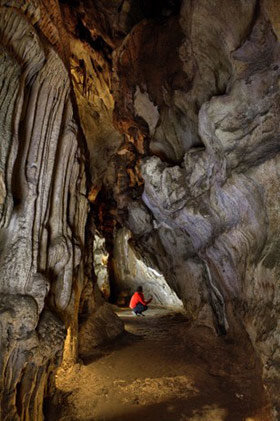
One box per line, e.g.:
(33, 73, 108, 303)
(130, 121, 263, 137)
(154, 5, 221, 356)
(113, 0, 256, 161)
(58, 2, 280, 415)
(0, 295, 66, 421)
(78, 284, 124, 359)
(0, 2, 89, 419)
(0, 2, 124, 420)
(93, 230, 110, 298)
(1, 0, 280, 419)
(108, 1, 280, 417)
(113, 227, 183, 308)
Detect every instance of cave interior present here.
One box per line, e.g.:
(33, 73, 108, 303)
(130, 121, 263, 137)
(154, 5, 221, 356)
(0, 0, 280, 420)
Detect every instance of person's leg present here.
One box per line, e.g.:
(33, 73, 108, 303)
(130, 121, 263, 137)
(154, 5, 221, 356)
(135, 303, 148, 315)
(133, 303, 141, 315)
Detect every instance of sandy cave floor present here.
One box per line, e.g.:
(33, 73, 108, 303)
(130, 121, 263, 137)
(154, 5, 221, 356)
(52, 307, 271, 421)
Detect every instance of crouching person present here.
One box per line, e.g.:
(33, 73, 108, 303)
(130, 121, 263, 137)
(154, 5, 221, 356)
(129, 286, 153, 316)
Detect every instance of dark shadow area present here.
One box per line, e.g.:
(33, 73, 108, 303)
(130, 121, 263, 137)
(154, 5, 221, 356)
(81, 329, 143, 366)
(75, 19, 113, 63)
(139, 0, 182, 19)
(71, 392, 268, 421)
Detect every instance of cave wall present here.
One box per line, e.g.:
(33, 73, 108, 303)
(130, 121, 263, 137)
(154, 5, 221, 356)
(101, 0, 280, 416)
(0, 1, 123, 419)
(1, 0, 280, 419)
(59, 4, 280, 415)
(61, 6, 123, 190)
(0, 2, 89, 419)
(113, 227, 183, 308)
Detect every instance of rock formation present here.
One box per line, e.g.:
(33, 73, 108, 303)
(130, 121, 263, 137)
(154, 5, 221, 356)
(0, 1, 122, 420)
(1, 0, 280, 419)
(113, 227, 183, 308)
(109, 1, 280, 416)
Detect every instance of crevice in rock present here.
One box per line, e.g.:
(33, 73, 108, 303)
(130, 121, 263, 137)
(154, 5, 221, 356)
(75, 19, 113, 64)
(203, 260, 228, 336)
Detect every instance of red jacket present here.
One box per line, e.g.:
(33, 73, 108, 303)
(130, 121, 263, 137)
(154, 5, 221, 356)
(129, 292, 149, 309)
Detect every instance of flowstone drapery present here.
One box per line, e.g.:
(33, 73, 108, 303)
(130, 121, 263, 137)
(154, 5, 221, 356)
(0, 3, 89, 419)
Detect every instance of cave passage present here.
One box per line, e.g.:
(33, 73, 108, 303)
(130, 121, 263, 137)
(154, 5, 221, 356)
(1, 1, 280, 420)
(53, 307, 270, 421)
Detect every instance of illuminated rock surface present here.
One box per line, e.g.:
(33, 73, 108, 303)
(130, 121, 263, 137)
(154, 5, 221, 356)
(113, 227, 183, 308)
(0, 0, 280, 419)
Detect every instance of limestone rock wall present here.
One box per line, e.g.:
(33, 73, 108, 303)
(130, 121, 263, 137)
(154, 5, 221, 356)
(113, 227, 183, 308)
(1, 0, 280, 419)
(60, 2, 124, 192)
(107, 0, 280, 416)
(78, 283, 123, 359)
(93, 230, 110, 298)
(0, 1, 129, 417)
(0, 2, 89, 419)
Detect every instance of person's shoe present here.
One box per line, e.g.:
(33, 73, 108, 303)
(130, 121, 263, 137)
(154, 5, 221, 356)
(132, 311, 137, 316)
(139, 313, 145, 316)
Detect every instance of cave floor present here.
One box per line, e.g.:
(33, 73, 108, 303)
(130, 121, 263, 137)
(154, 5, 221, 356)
(54, 307, 271, 421)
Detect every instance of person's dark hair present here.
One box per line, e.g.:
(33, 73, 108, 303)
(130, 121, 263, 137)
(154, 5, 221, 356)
(136, 286, 143, 292)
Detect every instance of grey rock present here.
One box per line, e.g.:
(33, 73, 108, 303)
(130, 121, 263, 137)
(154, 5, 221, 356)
(93, 230, 110, 298)
(78, 286, 124, 358)
(113, 227, 183, 309)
